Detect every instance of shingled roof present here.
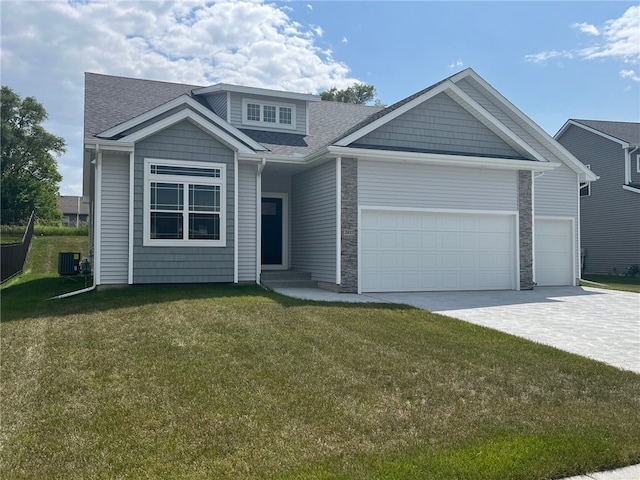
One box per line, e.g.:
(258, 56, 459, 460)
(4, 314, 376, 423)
(84, 73, 383, 155)
(570, 119, 640, 146)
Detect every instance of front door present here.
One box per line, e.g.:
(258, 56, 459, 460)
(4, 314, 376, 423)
(262, 197, 284, 268)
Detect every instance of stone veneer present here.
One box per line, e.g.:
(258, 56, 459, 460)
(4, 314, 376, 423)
(518, 170, 535, 290)
(340, 158, 358, 293)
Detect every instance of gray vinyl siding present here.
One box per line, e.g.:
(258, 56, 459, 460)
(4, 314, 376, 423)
(203, 92, 228, 121)
(238, 162, 257, 281)
(456, 77, 557, 162)
(132, 120, 235, 284)
(99, 154, 129, 285)
(359, 161, 517, 211)
(353, 92, 522, 159)
(534, 162, 580, 276)
(556, 124, 640, 274)
(291, 160, 337, 282)
(228, 92, 307, 135)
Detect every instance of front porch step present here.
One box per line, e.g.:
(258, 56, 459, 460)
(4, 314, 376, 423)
(261, 270, 318, 289)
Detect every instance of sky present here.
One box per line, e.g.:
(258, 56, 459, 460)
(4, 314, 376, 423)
(1, 0, 638, 196)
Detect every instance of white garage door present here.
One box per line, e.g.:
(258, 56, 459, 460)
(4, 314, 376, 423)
(535, 218, 573, 286)
(361, 210, 516, 292)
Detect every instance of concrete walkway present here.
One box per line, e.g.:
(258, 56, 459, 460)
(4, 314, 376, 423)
(273, 285, 640, 480)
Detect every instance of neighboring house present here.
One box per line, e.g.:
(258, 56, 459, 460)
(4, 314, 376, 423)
(58, 195, 90, 227)
(83, 68, 595, 292)
(555, 120, 640, 275)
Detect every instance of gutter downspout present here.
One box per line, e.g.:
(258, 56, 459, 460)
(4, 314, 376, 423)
(256, 158, 266, 285)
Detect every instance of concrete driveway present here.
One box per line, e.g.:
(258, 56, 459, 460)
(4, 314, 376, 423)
(368, 287, 640, 374)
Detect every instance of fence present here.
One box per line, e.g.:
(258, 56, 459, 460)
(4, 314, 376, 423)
(1, 212, 35, 283)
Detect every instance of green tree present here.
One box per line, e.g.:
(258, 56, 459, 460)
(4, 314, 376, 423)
(1, 86, 65, 224)
(320, 83, 382, 105)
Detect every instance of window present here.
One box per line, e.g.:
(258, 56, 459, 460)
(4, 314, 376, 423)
(144, 159, 226, 246)
(580, 164, 591, 197)
(242, 99, 296, 129)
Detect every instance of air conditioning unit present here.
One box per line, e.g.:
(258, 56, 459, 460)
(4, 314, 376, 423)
(58, 252, 81, 276)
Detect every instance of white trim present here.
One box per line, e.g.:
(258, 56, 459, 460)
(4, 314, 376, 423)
(555, 120, 630, 148)
(636, 154, 640, 173)
(128, 151, 134, 284)
(625, 149, 632, 184)
(358, 205, 519, 292)
(233, 152, 239, 284)
(534, 216, 577, 286)
(95, 150, 102, 286)
(261, 192, 288, 271)
(119, 109, 256, 154)
(84, 139, 134, 151)
(515, 211, 520, 291)
(580, 164, 592, 197)
(336, 157, 342, 285)
(97, 95, 266, 152)
(256, 162, 263, 283)
(335, 81, 451, 146)
(577, 174, 582, 280)
(327, 146, 559, 172)
(193, 83, 320, 102)
(445, 84, 547, 162)
(458, 73, 597, 182)
(226, 91, 231, 122)
(531, 172, 536, 286)
(142, 158, 227, 247)
(306, 105, 310, 136)
(623, 184, 640, 193)
(241, 98, 296, 130)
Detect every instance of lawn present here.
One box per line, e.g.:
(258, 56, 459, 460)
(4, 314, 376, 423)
(2, 237, 640, 479)
(581, 274, 640, 293)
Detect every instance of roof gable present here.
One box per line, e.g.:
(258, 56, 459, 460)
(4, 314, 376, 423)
(556, 119, 640, 147)
(351, 91, 525, 159)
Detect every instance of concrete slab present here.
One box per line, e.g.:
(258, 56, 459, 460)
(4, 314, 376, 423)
(368, 287, 640, 373)
(272, 287, 386, 303)
(563, 463, 640, 479)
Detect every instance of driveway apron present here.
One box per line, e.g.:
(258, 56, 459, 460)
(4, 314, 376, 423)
(368, 287, 640, 373)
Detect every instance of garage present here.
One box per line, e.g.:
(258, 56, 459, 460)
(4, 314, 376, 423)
(535, 218, 574, 286)
(360, 210, 517, 292)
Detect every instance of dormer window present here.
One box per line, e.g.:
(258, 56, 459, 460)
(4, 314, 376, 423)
(242, 99, 295, 129)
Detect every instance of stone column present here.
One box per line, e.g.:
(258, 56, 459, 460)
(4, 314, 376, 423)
(340, 158, 358, 293)
(518, 170, 535, 290)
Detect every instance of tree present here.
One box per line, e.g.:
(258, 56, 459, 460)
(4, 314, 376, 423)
(320, 83, 382, 105)
(1, 86, 65, 224)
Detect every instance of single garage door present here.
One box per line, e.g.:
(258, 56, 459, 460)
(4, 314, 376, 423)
(535, 218, 573, 286)
(361, 210, 516, 292)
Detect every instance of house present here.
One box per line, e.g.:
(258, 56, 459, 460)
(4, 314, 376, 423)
(58, 195, 89, 227)
(555, 120, 640, 275)
(83, 68, 596, 292)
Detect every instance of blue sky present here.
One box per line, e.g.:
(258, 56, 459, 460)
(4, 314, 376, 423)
(1, 1, 638, 196)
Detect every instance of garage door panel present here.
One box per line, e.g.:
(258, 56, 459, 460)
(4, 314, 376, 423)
(535, 219, 573, 286)
(361, 211, 516, 292)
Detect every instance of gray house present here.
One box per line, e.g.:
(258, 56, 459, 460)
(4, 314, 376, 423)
(555, 120, 640, 275)
(83, 68, 595, 292)
(58, 195, 90, 227)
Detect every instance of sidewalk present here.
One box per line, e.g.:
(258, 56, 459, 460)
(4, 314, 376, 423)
(562, 463, 640, 479)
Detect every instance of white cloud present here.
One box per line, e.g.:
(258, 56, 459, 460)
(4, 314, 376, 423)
(341, 36, 348, 43)
(572, 22, 599, 36)
(527, 6, 640, 66)
(0, 0, 360, 195)
(620, 69, 640, 82)
(448, 60, 464, 70)
(307, 4, 313, 10)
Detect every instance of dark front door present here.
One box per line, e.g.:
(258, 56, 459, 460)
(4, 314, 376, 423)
(262, 197, 283, 266)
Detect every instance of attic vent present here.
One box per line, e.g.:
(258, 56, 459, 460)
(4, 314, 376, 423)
(150, 165, 220, 178)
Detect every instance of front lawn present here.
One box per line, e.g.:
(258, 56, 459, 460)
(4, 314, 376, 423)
(581, 274, 640, 293)
(2, 237, 639, 479)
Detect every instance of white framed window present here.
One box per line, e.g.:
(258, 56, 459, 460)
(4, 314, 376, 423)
(242, 99, 295, 129)
(143, 158, 226, 247)
(580, 164, 591, 197)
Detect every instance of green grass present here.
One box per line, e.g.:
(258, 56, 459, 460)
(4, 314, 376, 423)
(581, 274, 640, 293)
(1, 224, 89, 237)
(2, 237, 640, 479)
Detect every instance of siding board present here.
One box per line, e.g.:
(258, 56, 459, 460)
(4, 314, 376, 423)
(132, 120, 235, 284)
(291, 160, 337, 282)
(99, 154, 129, 284)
